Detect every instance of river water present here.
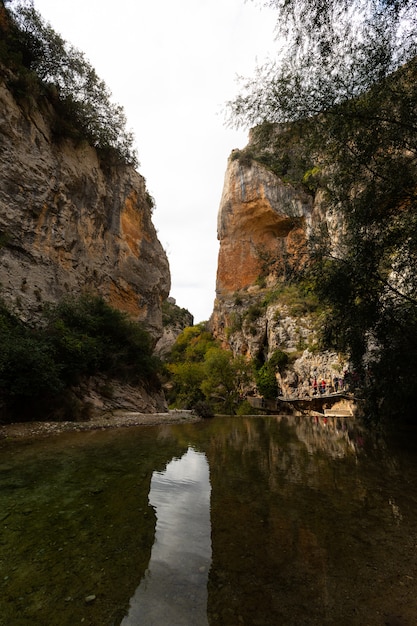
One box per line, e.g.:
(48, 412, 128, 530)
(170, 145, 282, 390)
(1, 415, 417, 625)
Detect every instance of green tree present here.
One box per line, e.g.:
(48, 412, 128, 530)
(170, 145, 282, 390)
(269, 349, 289, 373)
(230, 1, 416, 127)
(168, 323, 215, 363)
(165, 323, 217, 409)
(254, 363, 278, 400)
(201, 348, 250, 415)
(228, 0, 417, 421)
(167, 361, 206, 408)
(165, 325, 252, 414)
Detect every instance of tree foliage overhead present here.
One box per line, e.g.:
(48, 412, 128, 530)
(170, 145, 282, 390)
(229, 0, 417, 421)
(1, 0, 137, 166)
(230, 0, 416, 126)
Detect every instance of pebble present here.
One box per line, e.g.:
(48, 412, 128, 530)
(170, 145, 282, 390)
(85, 594, 96, 603)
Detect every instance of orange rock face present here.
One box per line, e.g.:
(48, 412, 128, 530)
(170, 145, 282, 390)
(216, 157, 312, 295)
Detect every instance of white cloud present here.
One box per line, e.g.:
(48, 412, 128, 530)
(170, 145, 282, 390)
(34, 0, 277, 322)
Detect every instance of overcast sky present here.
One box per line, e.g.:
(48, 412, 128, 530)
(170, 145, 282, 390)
(34, 0, 277, 323)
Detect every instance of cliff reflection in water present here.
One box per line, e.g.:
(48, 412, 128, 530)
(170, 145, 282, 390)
(121, 447, 212, 626)
(205, 415, 416, 625)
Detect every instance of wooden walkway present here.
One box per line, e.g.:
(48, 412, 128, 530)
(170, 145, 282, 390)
(247, 392, 357, 417)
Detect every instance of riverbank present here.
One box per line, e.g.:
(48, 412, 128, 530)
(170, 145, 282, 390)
(0, 409, 201, 440)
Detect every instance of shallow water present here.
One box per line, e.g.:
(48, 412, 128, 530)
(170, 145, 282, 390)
(1, 415, 417, 625)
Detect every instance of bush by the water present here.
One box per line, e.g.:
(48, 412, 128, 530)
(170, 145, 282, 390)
(0, 295, 160, 422)
(165, 324, 253, 416)
(192, 400, 214, 419)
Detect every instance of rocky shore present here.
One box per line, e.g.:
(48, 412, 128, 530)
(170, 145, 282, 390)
(0, 410, 201, 440)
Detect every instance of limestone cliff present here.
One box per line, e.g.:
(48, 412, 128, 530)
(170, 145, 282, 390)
(0, 64, 170, 340)
(212, 125, 348, 398)
(216, 152, 312, 296)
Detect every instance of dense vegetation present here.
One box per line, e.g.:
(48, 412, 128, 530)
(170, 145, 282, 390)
(164, 323, 293, 415)
(164, 323, 256, 416)
(0, 0, 137, 166)
(228, 0, 417, 422)
(0, 296, 160, 422)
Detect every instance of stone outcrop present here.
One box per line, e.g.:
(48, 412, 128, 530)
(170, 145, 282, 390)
(71, 376, 169, 418)
(216, 153, 312, 295)
(0, 64, 170, 340)
(154, 297, 194, 359)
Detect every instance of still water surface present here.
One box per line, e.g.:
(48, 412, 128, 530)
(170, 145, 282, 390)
(1, 415, 417, 625)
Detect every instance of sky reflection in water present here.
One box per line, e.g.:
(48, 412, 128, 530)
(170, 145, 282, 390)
(121, 447, 211, 626)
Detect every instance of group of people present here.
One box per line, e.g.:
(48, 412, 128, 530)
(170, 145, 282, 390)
(311, 374, 345, 396)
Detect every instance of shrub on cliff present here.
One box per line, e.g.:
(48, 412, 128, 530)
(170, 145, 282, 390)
(0, 0, 137, 166)
(44, 295, 159, 385)
(161, 299, 193, 329)
(254, 363, 278, 400)
(269, 349, 289, 373)
(167, 323, 215, 364)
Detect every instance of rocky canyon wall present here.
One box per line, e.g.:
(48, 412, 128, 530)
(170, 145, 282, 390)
(0, 63, 170, 340)
(0, 60, 173, 415)
(212, 125, 348, 398)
